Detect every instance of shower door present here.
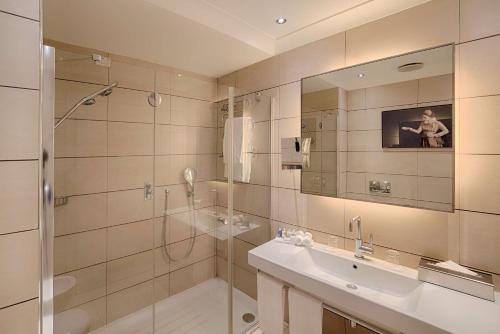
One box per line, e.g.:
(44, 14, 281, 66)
(218, 89, 273, 334)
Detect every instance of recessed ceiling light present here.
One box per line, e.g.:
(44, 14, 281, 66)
(177, 73, 182, 77)
(276, 17, 287, 24)
(357, 73, 366, 78)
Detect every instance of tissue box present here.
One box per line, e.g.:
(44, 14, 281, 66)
(418, 257, 495, 302)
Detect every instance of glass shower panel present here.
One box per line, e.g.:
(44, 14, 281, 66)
(216, 91, 273, 333)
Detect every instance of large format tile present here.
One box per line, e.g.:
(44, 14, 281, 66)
(460, 0, 500, 42)
(0, 87, 39, 160)
(236, 57, 279, 94)
(108, 122, 154, 156)
(155, 154, 216, 186)
(0, 299, 38, 334)
(0, 12, 39, 88)
(55, 157, 107, 196)
(108, 156, 153, 191)
(169, 257, 215, 295)
(107, 220, 154, 260)
(0, 230, 39, 308)
(279, 33, 345, 85)
(459, 35, 500, 98)
(279, 82, 301, 119)
(0, 0, 39, 20)
(55, 119, 107, 157)
(0, 161, 38, 234)
(107, 189, 154, 226)
(106, 281, 154, 323)
(109, 61, 154, 91)
(108, 88, 154, 123)
(172, 72, 217, 101)
(55, 193, 107, 236)
(460, 155, 500, 214)
(459, 96, 500, 154)
(107, 251, 154, 294)
(460, 211, 500, 273)
(171, 96, 217, 127)
(54, 229, 106, 274)
(365, 80, 418, 109)
(345, 0, 458, 66)
(55, 49, 108, 85)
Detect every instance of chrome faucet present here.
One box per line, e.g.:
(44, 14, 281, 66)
(349, 216, 374, 259)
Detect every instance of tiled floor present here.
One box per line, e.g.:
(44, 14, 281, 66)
(90, 278, 257, 334)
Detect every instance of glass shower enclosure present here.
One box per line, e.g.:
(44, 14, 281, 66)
(41, 45, 271, 334)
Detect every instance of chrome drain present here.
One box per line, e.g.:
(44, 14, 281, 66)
(242, 313, 256, 323)
(346, 283, 358, 290)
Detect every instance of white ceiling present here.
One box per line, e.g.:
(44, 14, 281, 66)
(44, 0, 430, 77)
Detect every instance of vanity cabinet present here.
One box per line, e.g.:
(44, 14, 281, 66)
(323, 309, 380, 334)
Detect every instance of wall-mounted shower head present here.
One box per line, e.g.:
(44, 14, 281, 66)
(82, 98, 96, 106)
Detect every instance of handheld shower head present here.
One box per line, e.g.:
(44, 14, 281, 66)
(184, 168, 196, 196)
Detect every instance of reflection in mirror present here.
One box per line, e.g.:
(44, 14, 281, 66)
(301, 45, 454, 212)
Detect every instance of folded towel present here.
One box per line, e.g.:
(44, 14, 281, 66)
(257, 272, 286, 334)
(223, 116, 253, 182)
(434, 260, 479, 276)
(288, 287, 322, 334)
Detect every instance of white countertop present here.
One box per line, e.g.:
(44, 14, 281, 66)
(248, 239, 500, 334)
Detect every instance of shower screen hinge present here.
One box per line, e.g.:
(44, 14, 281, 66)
(144, 183, 153, 200)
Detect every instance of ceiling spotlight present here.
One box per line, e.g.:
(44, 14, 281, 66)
(177, 73, 182, 77)
(276, 17, 287, 24)
(357, 73, 366, 78)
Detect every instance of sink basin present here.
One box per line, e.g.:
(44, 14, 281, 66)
(249, 239, 500, 334)
(54, 275, 76, 297)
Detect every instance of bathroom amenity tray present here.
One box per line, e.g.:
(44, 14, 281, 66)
(418, 257, 495, 301)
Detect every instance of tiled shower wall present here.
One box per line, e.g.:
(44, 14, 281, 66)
(218, 0, 500, 284)
(51, 43, 218, 330)
(0, 1, 41, 333)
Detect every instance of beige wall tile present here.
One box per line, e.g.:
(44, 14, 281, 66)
(172, 72, 217, 101)
(460, 155, 500, 214)
(0, 230, 39, 308)
(154, 182, 216, 218)
(155, 69, 172, 95)
(168, 234, 215, 272)
(0, 87, 39, 159)
(55, 119, 107, 157)
(233, 238, 257, 274)
(154, 274, 170, 302)
(108, 88, 154, 123)
(344, 200, 452, 259)
(106, 280, 154, 322)
(0, 0, 39, 20)
(169, 257, 215, 295)
(418, 152, 453, 178)
(0, 12, 39, 88)
(55, 157, 107, 196)
(55, 49, 108, 85)
(54, 264, 106, 312)
(154, 247, 170, 277)
(347, 130, 381, 152)
(347, 89, 366, 111)
(74, 297, 106, 331)
(55, 80, 107, 120)
(108, 122, 154, 156)
(54, 229, 106, 274)
(55, 193, 107, 236)
(279, 82, 301, 119)
(365, 81, 418, 109)
(460, 211, 500, 273)
(155, 125, 217, 155)
(0, 161, 38, 234)
(418, 74, 453, 103)
(460, 0, 500, 42)
(279, 33, 345, 85)
(167, 209, 216, 244)
(347, 151, 418, 175)
(0, 299, 38, 334)
(347, 109, 381, 131)
(171, 96, 217, 127)
(236, 57, 280, 94)
(107, 220, 154, 260)
(459, 35, 500, 98)
(233, 183, 270, 218)
(155, 154, 216, 186)
(108, 156, 153, 191)
(155, 94, 171, 125)
(110, 61, 154, 91)
(459, 96, 500, 154)
(418, 176, 453, 204)
(107, 189, 154, 226)
(107, 250, 154, 294)
(345, 0, 458, 66)
(234, 265, 257, 300)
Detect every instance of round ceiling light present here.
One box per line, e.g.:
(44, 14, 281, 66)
(276, 17, 287, 24)
(357, 73, 366, 78)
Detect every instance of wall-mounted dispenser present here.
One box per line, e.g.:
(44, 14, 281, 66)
(281, 137, 311, 170)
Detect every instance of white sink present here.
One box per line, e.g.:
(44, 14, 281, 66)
(249, 239, 500, 334)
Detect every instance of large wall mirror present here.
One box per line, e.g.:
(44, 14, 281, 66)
(301, 44, 454, 212)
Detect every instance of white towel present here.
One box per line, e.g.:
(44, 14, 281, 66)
(223, 116, 253, 182)
(288, 288, 322, 334)
(257, 272, 285, 334)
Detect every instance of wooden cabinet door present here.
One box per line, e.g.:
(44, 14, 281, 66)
(345, 320, 378, 334)
(323, 309, 346, 334)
